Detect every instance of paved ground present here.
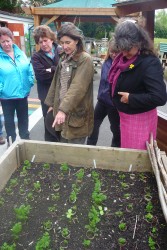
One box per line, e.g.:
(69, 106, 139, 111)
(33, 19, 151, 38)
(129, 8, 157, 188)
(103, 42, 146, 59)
(0, 67, 167, 157)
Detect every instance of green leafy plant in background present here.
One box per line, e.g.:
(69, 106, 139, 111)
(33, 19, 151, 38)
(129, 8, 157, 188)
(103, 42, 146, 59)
(42, 163, 50, 171)
(35, 232, 51, 250)
(33, 181, 41, 192)
(115, 210, 124, 217)
(43, 220, 53, 231)
(61, 227, 70, 239)
(146, 201, 153, 213)
(23, 160, 31, 170)
(11, 222, 22, 240)
(118, 222, 127, 231)
(75, 168, 85, 181)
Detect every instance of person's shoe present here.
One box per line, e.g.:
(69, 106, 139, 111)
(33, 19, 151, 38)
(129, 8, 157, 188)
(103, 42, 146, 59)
(0, 136, 5, 145)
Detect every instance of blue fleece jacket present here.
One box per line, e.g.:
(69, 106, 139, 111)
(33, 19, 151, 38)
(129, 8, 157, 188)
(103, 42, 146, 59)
(0, 44, 34, 99)
(97, 57, 113, 106)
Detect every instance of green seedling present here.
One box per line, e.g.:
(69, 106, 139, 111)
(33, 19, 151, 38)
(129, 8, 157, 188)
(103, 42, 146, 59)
(14, 204, 31, 221)
(33, 181, 41, 192)
(91, 170, 100, 181)
(139, 173, 146, 182)
(119, 222, 127, 231)
(48, 205, 57, 214)
(115, 210, 124, 217)
(72, 184, 80, 194)
(118, 237, 126, 246)
(52, 183, 60, 191)
(35, 232, 51, 250)
(43, 220, 53, 231)
(146, 201, 153, 213)
(11, 222, 22, 240)
(5, 187, 13, 195)
(60, 240, 68, 249)
(148, 236, 156, 250)
(69, 190, 77, 203)
(0, 243, 16, 250)
(118, 173, 126, 180)
(92, 191, 107, 205)
(151, 226, 158, 236)
(61, 227, 70, 238)
(124, 193, 131, 199)
(126, 203, 133, 211)
(20, 168, 27, 177)
(60, 163, 69, 172)
(120, 182, 129, 189)
(42, 163, 50, 170)
(23, 178, 31, 185)
(23, 160, 31, 169)
(9, 178, 18, 188)
(27, 192, 34, 201)
(145, 213, 153, 222)
(75, 168, 85, 181)
(98, 206, 104, 215)
(51, 193, 60, 201)
(83, 239, 91, 247)
(0, 197, 5, 207)
(19, 187, 26, 195)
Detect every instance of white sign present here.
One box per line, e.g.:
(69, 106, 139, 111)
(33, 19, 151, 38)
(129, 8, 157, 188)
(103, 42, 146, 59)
(13, 31, 19, 36)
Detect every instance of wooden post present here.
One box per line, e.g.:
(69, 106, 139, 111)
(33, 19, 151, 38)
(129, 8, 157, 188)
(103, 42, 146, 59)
(142, 10, 155, 40)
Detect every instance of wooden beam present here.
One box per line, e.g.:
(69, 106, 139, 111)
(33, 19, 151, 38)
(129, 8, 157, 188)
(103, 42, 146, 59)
(44, 15, 59, 26)
(115, 0, 167, 17)
(143, 11, 155, 40)
(29, 7, 116, 16)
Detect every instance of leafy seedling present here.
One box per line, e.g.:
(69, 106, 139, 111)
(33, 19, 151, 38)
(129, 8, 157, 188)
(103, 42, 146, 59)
(11, 222, 22, 240)
(35, 232, 51, 250)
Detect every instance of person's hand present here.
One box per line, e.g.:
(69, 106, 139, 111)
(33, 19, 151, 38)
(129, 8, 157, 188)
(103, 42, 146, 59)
(118, 92, 129, 104)
(47, 107, 53, 113)
(52, 111, 66, 127)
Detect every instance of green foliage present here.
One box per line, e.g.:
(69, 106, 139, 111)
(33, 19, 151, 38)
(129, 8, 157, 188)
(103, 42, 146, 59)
(148, 236, 156, 250)
(35, 232, 51, 250)
(83, 239, 91, 247)
(145, 213, 153, 222)
(79, 22, 115, 39)
(115, 210, 124, 217)
(118, 222, 127, 231)
(9, 178, 18, 188)
(60, 163, 69, 172)
(146, 201, 153, 213)
(120, 182, 129, 189)
(118, 173, 126, 180)
(0, 243, 16, 250)
(0, 0, 17, 12)
(155, 10, 167, 38)
(43, 220, 52, 231)
(61, 227, 70, 238)
(23, 160, 31, 169)
(14, 204, 31, 221)
(11, 222, 22, 240)
(118, 237, 126, 246)
(75, 168, 85, 181)
(33, 181, 41, 191)
(42, 163, 50, 170)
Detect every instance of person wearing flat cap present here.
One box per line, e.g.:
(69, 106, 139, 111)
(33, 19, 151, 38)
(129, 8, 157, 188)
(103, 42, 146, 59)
(45, 23, 94, 144)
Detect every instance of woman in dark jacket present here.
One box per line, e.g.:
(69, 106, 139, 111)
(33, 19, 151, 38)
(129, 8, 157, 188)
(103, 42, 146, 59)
(31, 25, 60, 141)
(108, 19, 167, 150)
(87, 40, 120, 147)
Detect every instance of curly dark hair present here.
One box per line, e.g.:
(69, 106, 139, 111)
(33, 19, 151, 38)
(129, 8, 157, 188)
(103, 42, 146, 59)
(33, 25, 57, 44)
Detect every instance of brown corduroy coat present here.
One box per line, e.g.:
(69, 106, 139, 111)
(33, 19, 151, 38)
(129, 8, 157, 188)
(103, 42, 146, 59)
(45, 51, 94, 140)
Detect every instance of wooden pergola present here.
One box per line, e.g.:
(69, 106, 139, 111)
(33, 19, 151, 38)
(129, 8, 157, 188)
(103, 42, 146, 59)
(114, 0, 167, 39)
(21, 0, 139, 29)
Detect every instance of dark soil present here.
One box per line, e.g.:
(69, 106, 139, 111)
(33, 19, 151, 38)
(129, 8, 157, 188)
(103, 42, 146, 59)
(0, 162, 167, 250)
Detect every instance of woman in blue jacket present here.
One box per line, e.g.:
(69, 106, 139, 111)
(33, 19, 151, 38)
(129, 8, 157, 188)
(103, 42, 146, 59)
(87, 40, 120, 147)
(0, 27, 34, 145)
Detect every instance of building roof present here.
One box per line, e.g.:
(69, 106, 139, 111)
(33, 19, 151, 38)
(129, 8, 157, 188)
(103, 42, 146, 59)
(43, 0, 116, 8)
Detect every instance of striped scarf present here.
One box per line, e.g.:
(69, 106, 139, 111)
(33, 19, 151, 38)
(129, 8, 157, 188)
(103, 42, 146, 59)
(59, 49, 77, 103)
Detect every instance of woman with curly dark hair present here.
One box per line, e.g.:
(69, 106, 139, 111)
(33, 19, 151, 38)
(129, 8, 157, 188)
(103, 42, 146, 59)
(108, 19, 167, 150)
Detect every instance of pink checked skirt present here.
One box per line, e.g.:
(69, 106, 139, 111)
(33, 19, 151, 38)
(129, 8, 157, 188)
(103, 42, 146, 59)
(119, 109, 157, 150)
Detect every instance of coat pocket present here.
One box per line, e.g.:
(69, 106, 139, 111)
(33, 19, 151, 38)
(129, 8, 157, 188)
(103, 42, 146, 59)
(68, 110, 86, 128)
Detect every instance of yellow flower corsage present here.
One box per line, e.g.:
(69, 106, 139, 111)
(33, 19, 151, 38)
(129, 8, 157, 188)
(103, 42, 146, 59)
(129, 64, 135, 69)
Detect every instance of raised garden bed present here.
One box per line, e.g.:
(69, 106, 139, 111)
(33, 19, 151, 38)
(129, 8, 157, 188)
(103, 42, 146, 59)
(0, 140, 167, 249)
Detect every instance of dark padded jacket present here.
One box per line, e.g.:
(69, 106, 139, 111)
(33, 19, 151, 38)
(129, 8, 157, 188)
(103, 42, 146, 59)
(31, 43, 59, 101)
(112, 54, 167, 114)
